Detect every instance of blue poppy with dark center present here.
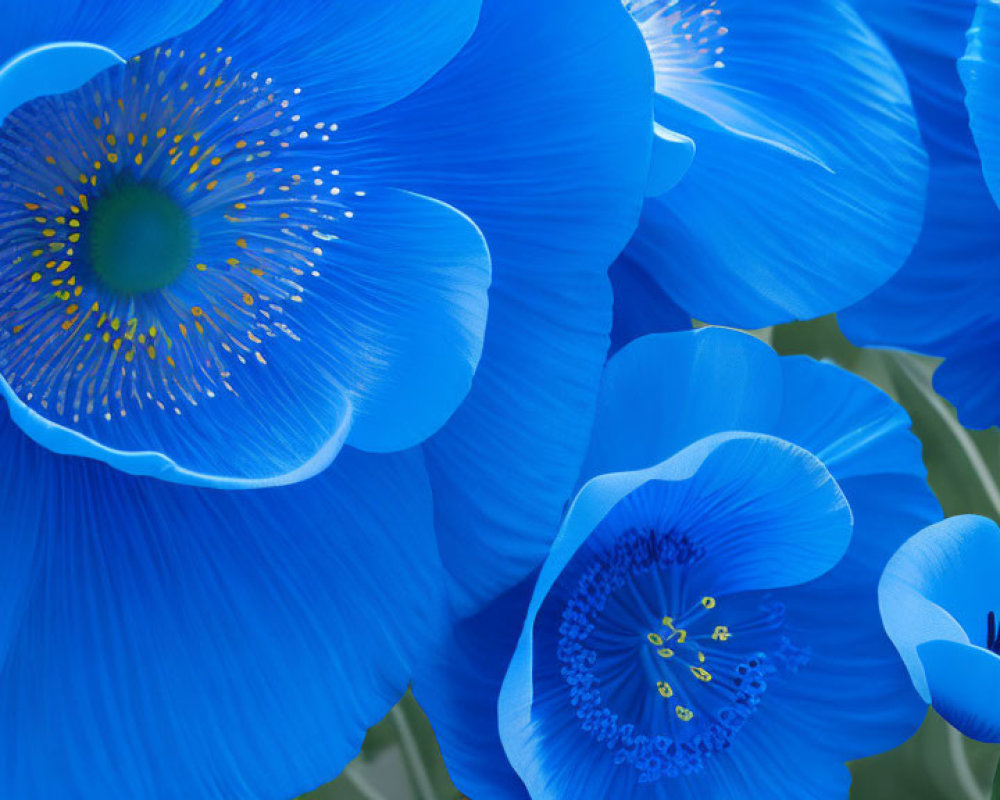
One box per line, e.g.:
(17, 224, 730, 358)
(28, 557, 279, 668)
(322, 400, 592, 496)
(880, 515, 1000, 743)
(840, 0, 1000, 430)
(607, 0, 928, 339)
(0, 0, 659, 501)
(415, 328, 941, 799)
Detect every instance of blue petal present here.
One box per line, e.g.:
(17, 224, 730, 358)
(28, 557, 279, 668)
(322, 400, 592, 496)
(931, 338, 1000, 429)
(627, 0, 927, 327)
(134, 0, 481, 121)
(0, 412, 447, 798)
(580, 329, 781, 482)
(962, 0, 1000, 208)
(879, 516, 1000, 700)
(414, 579, 533, 800)
(839, 0, 1000, 427)
(500, 433, 852, 799)
(0, 1, 220, 62)
(608, 254, 691, 358)
(646, 123, 695, 197)
(919, 639, 1000, 743)
(343, 0, 655, 614)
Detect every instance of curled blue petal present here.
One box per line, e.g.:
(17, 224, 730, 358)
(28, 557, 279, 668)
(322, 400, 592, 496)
(344, 0, 656, 614)
(962, 0, 1000, 208)
(0, 408, 448, 798)
(646, 123, 695, 197)
(880, 515, 1000, 700)
(0, 48, 490, 486)
(624, 0, 927, 327)
(919, 639, 1000, 742)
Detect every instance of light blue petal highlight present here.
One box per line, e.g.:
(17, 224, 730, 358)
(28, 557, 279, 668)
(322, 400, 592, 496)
(920, 639, 1000, 742)
(880, 516, 1000, 699)
(0, 411, 447, 798)
(646, 123, 694, 196)
(0, 42, 121, 123)
(631, 0, 927, 327)
(580, 328, 781, 482)
(962, 0, 1000, 208)
(345, 0, 655, 614)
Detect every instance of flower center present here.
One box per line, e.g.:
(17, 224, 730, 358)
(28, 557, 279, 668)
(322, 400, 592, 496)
(88, 181, 192, 294)
(557, 526, 808, 783)
(988, 611, 1000, 655)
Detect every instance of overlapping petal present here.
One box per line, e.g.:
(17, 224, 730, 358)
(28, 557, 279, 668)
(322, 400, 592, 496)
(919, 639, 1000, 742)
(961, 0, 1000, 208)
(622, 0, 927, 328)
(0, 406, 447, 798)
(344, 0, 657, 614)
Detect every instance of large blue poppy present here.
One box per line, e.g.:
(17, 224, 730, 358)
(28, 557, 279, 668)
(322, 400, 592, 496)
(0, 0, 658, 510)
(609, 0, 928, 332)
(879, 515, 1000, 743)
(840, 0, 1000, 430)
(416, 328, 941, 799)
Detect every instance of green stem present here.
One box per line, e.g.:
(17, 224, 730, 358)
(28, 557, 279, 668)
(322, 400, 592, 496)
(390, 705, 437, 800)
(340, 768, 386, 800)
(991, 756, 1000, 800)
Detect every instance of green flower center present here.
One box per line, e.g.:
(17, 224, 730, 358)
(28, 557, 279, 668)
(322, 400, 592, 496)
(87, 182, 192, 294)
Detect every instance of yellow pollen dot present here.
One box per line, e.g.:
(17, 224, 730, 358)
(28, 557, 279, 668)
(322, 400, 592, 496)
(235, 140, 247, 149)
(647, 633, 664, 646)
(690, 667, 713, 683)
(191, 306, 204, 317)
(147, 346, 156, 359)
(657, 681, 673, 699)
(124, 349, 135, 362)
(127, 132, 135, 146)
(676, 706, 694, 722)
(206, 180, 218, 191)
(210, 157, 222, 166)
(24, 202, 39, 211)
(106, 134, 116, 146)
(236, 238, 248, 249)
(234, 202, 247, 210)
(195, 263, 207, 271)
(69, 219, 80, 228)
(12, 324, 24, 334)
(41, 229, 55, 238)
(179, 323, 188, 336)
(110, 318, 121, 331)
(226, 258, 239, 267)
(45, 155, 56, 165)
(30, 273, 41, 282)
(66, 304, 79, 315)
(68, 233, 80, 243)
(134, 153, 143, 166)
(241, 292, 253, 306)
(156, 127, 167, 138)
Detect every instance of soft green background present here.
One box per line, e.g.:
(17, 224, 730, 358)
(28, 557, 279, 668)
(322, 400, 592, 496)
(302, 316, 1000, 800)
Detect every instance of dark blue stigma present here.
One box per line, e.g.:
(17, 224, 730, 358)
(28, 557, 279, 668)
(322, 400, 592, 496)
(988, 611, 1000, 655)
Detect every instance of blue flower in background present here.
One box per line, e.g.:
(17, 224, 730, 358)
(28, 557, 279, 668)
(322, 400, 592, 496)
(416, 328, 941, 799)
(962, 0, 1000, 210)
(840, 0, 1000, 430)
(880, 515, 1000, 744)
(609, 0, 928, 335)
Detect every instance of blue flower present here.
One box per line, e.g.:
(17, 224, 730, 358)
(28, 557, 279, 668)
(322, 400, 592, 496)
(880, 515, 1000, 744)
(0, 1, 661, 795)
(416, 328, 941, 799)
(0, 0, 658, 509)
(610, 0, 928, 335)
(840, 0, 1000, 429)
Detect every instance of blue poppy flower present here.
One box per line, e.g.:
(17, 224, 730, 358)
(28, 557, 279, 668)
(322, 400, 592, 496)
(416, 328, 941, 799)
(839, 0, 1000, 430)
(0, 0, 492, 488)
(0, 398, 449, 798)
(609, 0, 928, 333)
(880, 515, 1000, 744)
(0, 0, 659, 505)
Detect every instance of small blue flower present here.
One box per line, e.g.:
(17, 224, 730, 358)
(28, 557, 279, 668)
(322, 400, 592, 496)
(880, 515, 1000, 743)
(416, 328, 941, 799)
(610, 0, 928, 331)
(840, 0, 1000, 429)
